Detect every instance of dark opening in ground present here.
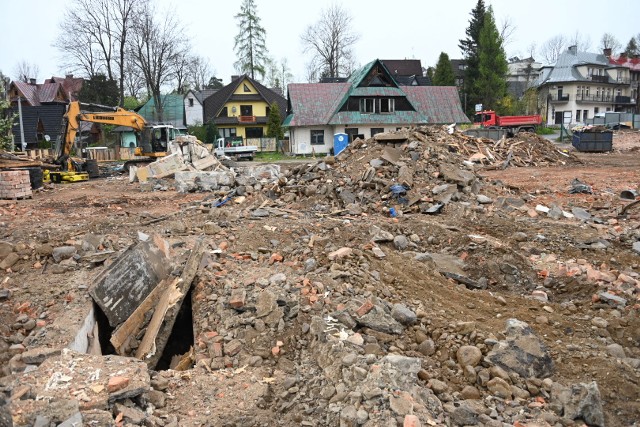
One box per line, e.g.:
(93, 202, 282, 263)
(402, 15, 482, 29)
(155, 288, 194, 370)
(94, 301, 115, 355)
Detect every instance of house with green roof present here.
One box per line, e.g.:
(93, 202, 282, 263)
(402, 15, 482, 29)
(137, 94, 186, 129)
(284, 59, 469, 155)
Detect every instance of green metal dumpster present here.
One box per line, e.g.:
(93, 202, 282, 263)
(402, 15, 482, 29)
(572, 131, 613, 152)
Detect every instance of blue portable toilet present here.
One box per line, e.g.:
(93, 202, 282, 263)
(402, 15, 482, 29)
(334, 133, 348, 156)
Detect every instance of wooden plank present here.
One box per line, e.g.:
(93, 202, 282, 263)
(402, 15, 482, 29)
(110, 276, 173, 354)
(136, 238, 206, 368)
(134, 276, 181, 361)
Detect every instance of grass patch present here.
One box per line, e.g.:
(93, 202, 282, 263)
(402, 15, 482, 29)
(254, 151, 290, 161)
(536, 126, 557, 135)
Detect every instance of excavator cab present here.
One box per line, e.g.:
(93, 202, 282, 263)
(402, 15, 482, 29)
(135, 125, 177, 158)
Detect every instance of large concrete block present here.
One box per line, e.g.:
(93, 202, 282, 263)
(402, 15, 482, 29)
(136, 153, 188, 182)
(238, 164, 281, 181)
(89, 237, 171, 327)
(174, 171, 236, 193)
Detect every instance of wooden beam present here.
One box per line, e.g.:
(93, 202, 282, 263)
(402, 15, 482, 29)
(135, 238, 206, 368)
(110, 277, 173, 354)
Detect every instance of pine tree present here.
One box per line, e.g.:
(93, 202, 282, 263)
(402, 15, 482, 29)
(624, 37, 638, 58)
(474, 6, 508, 113)
(266, 102, 284, 140)
(234, 0, 268, 81)
(432, 52, 455, 86)
(459, 0, 486, 114)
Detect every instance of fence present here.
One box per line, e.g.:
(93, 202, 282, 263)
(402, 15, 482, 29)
(585, 112, 639, 129)
(245, 137, 290, 153)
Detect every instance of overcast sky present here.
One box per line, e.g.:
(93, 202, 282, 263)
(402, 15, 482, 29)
(1, 0, 638, 87)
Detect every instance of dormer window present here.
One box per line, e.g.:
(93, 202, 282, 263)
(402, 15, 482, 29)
(380, 98, 394, 113)
(188, 98, 194, 107)
(360, 98, 375, 114)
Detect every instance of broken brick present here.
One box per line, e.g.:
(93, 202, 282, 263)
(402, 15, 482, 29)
(107, 376, 130, 393)
(356, 300, 374, 317)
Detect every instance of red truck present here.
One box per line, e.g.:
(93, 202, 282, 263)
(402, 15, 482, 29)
(474, 110, 542, 135)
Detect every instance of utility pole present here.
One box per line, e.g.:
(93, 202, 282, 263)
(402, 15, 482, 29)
(17, 97, 25, 151)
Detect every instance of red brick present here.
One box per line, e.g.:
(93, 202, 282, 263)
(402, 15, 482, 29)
(107, 376, 130, 393)
(229, 289, 246, 308)
(356, 300, 374, 317)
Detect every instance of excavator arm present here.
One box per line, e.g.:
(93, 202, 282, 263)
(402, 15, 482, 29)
(61, 101, 147, 158)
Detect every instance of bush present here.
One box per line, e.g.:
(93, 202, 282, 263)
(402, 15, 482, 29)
(536, 126, 556, 135)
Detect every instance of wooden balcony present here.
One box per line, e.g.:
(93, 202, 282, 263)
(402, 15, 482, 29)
(238, 115, 256, 123)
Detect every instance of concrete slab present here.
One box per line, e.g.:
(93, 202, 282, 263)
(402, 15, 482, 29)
(174, 171, 236, 193)
(89, 238, 171, 327)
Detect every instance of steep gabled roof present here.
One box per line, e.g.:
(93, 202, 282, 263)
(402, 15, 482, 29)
(285, 60, 469, 127)
(11, 81, 66, 106)
(380, 59, 423, 77)
(285, 83, 350, 126)
(45, 75, 84, 101)
(403, 86, 469, 124)
(203, 75, 286, 123)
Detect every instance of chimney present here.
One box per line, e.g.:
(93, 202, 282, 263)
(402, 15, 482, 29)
(603, 48, 612, 58)
(231, 75, 240, 81)
(65, 74, 73, 79)
(567, 45, 577, 55)
(29, 78, 36, 85)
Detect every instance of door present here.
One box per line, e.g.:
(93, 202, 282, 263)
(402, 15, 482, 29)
(554, 111, 563, 124)
(345, 128, 359, 142)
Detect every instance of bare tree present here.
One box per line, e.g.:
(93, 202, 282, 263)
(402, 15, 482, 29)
(14, 61, 40, 82)
(122, 57, 146, 99)
(569, 31, 591, 52)
(54, 0, 144, 106)
(188, 56, 213, 92)
(300, 4, 359, 78)
(171, 50, 192, 94)
(600, 33, 621, 54)
(499, 16, 516, 47)
(540, 34, 566, 65)
(130, 5, 188, 121)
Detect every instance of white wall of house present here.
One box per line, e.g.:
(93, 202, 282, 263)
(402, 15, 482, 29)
(290, 125, 409, 154)
(184, 94, 203, 126)
(544, 81, 632, 125)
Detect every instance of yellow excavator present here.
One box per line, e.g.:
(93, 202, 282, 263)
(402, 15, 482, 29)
(50, 101, 179, 183)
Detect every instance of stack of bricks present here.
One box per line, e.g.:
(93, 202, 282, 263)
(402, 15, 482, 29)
(0, 170, 32, 199)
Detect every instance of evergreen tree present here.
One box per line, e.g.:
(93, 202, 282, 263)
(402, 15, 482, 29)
(233, 0, 268, 81)
(432, 52, 455, 86)
(266, 102, 284, 140)
(78, 74, 120, 106)
(205, 121, 219, 144)
(459, 0, 486, 114)
(624, 37, 638, 58)
(474, 6, 508, 113)
(0, 99, 16, 151)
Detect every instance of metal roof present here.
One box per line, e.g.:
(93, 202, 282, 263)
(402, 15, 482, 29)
(536, 51, 611, 85)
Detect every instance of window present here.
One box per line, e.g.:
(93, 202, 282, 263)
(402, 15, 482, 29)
(188, 98, 194, 107)
(243, 83, 251, 92)
(594, 107, 599, 114)
(585, 86, 590, 96)
(576, 110, 581, 122)
(219, 128, 237, 139)
(583, 110, 588, 120)
(246, 127, 263, 138)
(371, 128, 384, 137)
(360, 98, 375, 113)
(311, 130, 324, 145)
(218, 107, 228, 117)
(379, 98, 395, 113)
(240, 105, 253, 116)
(563, 111, 572, 124)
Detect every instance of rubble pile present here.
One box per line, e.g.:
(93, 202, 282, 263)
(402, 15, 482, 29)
(0, 128, 639, 426)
